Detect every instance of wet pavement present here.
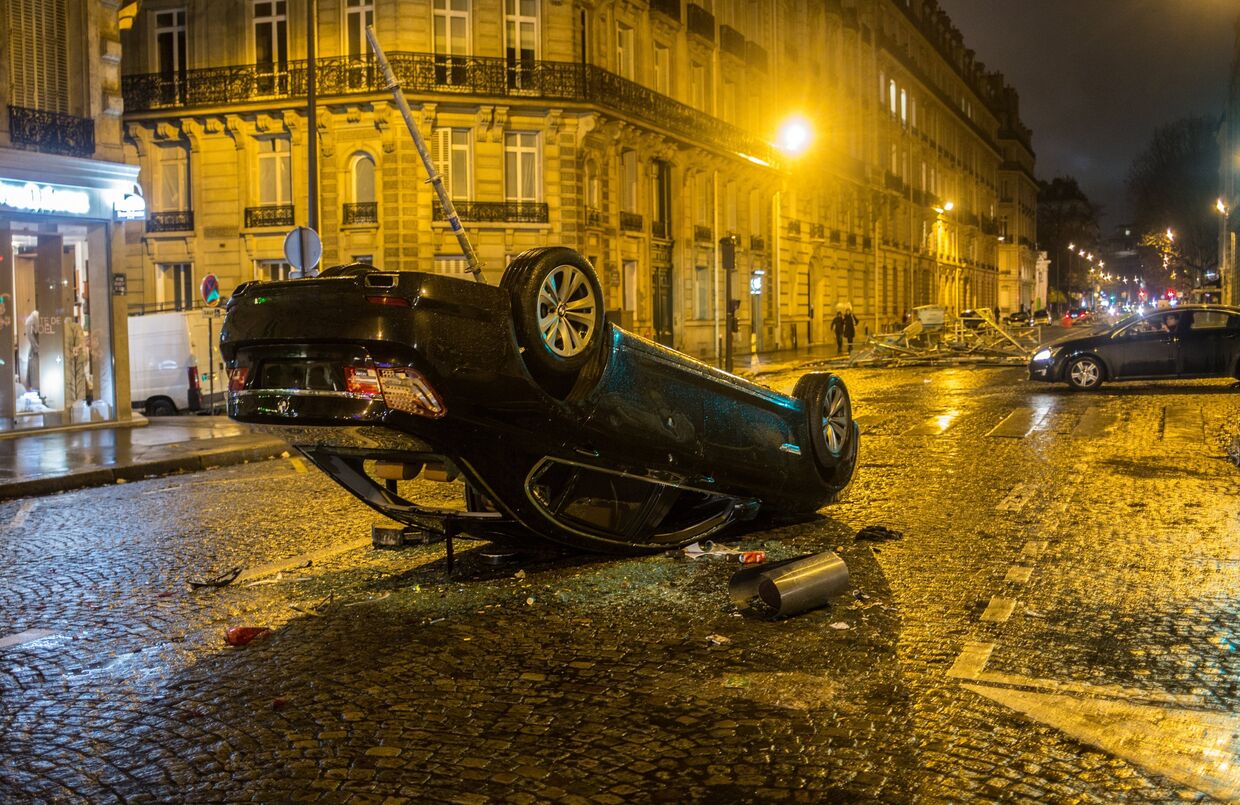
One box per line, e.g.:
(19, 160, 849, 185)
(0, 366, 1237, 802)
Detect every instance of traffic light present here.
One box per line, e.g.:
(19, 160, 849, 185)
(728, 299, 741, 333)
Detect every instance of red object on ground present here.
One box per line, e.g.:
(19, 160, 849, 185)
(224, 626, 271, 647)
(737, 551, 766, 565)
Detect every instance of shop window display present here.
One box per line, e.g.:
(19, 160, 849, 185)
(0, 220, 114, 429)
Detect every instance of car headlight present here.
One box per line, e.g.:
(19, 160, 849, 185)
(1032, 348, 1053, 362)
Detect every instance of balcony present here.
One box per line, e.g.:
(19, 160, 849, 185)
(785, 219, 801, 236)
(884, 171, 906, 194)
(687, 3, 715, 42)
(694, 224, 713, 243)
(123, 52, 777, 169)
(651, 219, 670, 239)
(8, 105, 94, 157)
(433, 201, 548, 224)
(720, 25, 746, 59)
(650, 0, 680, 22)
(342, 201, 378, 225)
(245, 204, 295, 228)
(585, 207, 603, 228)
(811, 223, 826, 239)
(746, 41, 769, 72)
(750, 235, 766, 251)
(619, 211, 644, 232)
(145, 210, 194, 232)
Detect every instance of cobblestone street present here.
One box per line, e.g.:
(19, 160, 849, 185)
(1, 366, 1237, 802)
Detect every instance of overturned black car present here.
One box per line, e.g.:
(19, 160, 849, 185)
(221, 247, 859, 553)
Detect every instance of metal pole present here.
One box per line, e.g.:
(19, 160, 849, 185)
(207, 314, 214, 415)
(365, 25, 485, 282)
(307, 0, 318, 233)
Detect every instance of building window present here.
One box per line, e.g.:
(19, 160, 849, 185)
(257, 137, 292, 205)
(691, 61, 708, 111)
(351, 152, 376, 203)
(900, 89, 907, 124)
(616, 23, 635, 80)
(694, 266, 710, 319)
(154, 9, 187, 105)
(504, 132, 540, 203)
(434, 0, 470, 84)
(157, 144, 190, 211)
(721, 80, 736, 124)
(725, 181, 737, 233)
(157, 263, 194, 311)
(653, 43, 671, 95)
(695, 174, 710, 227)
(253, 1, 288, 94)
(888, 79, 897, 116)
(255, 260, 291, 281)
(344, 0, 374, 59)
(432, 128, 471, 201)
(7, 0, 70, 113)
(620, 150, 638, 213)
(505, 0, 538, 89)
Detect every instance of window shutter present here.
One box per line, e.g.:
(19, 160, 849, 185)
(7, 0, 69, 112)
(431, 128, 453, 199)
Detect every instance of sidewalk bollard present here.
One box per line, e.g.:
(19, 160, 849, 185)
(729, 551, 849, 617)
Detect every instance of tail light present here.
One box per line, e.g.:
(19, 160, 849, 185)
(366, 295, 411, 308)
(228, 366, 249, 392)
(377, 366, 446, 418)
(344, 366, 382, 396)
(188, 366, 202, 393)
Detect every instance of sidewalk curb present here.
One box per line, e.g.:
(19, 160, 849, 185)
(0, 438, 290, 502)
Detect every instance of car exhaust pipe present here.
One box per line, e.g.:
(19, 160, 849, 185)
(729, 551, 850, 617)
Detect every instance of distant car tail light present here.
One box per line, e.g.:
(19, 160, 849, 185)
(344, 366, 382, 397)
(228, 367, 248, 392)
(365, 295, 411, 308)
(188, 366, 202, 393)
(377, 366, 446, 418)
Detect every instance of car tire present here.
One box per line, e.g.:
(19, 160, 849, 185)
(794, 372, 856, 484)
(505, 247, 604, 376)
(1066, 355, 1105, 390)
(146, 398, 177, 417)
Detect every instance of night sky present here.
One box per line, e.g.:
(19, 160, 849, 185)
(937, 0, 1238, 230)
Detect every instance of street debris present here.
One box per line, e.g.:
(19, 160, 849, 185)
(513, 569, 527, 580)
(224, 626, 271, 647)
(188, 566, 241, 590)
(829, 622, 851, 630)
(706, 634, 732, 645)
(855, 525, 903, 542)
(1226, 437, 1240, 467)
(289, 592, 335, 617)
(682, 541, 767, 564)
(525, 597, 535, 606)
(729, 551, 850, 618)
(343, 591, 391, 607)
(822, 313, 1039, 369)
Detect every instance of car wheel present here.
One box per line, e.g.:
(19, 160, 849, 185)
(508, 247, 604, 376)
(146, 398, 177, 416)
(794, 372, 855, 464)
(1066, 356, 1104, 390)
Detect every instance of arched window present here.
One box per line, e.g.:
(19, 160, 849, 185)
(351, 152, 376, 203)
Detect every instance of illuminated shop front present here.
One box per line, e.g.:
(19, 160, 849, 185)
(0, 151, 140, 431)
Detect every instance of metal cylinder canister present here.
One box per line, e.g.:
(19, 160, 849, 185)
(729, 551, 850, 617)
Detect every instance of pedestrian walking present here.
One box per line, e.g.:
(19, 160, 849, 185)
(830, 311, 846, 354)
(842, 308, 859, 353)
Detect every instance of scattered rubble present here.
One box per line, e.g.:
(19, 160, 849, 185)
(829, 314, 1040, 369)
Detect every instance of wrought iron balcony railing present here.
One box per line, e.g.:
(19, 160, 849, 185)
(687, 4, 715, 42)
(146, 210, 194, 232)
(750, 235, 766, 251)
(343, 201, 378, 225)
(432, 200, 548, 223)
(651, 219, 670, 239)
(619, 211, 644, 232)
(245, 204, 295, 228)
(123, 52, 777, 167)
(720, 25, 746, 59)
(746, 41, 769, 72)
(585, 207, 603, 228)
(785, 219, 801, 236)
(694, 224, 713, 242)
(650, 0, 680, 22)
(8, 105, 95, 157)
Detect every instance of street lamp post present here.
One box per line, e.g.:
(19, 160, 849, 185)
(1218, 199, 1231, 305)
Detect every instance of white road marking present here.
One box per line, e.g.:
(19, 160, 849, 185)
(289, 457, 308, 474)
(1072, 405, 1115, 437)
(947, 641, 994, 679)
(964, 684, 1239, 801)
(1021, 540, 1048, 559)
(987, 407, 1045, 438)
(1004, 566, 1033, 584)
(980, 596, 1016, 623)
(1163, 405, 1204, 442)
(0, 628, 59, 650)
(997, 482, 1036, 512)
(7, 499, 36, 529)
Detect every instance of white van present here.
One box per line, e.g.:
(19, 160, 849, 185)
(127, 310, 224, 415)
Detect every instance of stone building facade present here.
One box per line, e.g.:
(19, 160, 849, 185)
(120, 0, 1034, 361)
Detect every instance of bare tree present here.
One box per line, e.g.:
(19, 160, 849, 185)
(1126, 116, 1219, 288)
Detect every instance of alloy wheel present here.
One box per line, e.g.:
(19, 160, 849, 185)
(822, 384, 850, 456)
(536, 264, 599, 358)
(1070, 358, 1100, 388)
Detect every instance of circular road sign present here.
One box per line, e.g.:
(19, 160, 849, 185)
(200, 274, 221, 307)
(283, 226, 323, 272)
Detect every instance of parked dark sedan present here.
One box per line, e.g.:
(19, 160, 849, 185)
(220, 247, 859, 553)
(1028, 305, 1240, 389)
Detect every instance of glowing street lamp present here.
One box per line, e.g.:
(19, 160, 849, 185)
(776, 116, 814, 156)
